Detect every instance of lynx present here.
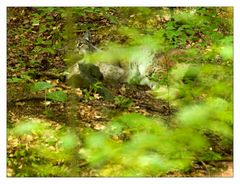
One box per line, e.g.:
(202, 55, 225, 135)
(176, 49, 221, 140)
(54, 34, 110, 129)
(71, 30, 182, 90)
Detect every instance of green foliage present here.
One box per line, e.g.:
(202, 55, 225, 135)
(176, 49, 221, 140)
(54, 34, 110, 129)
(162, 8, 232, 49)
(47, 91, 68, 102)
(177, 98, 232, 139)
(30, 81, 68, 103)
(81, 112, 231, 176)
(218, 36, 233, 60)
(201, 151, 222, 162)
(114, 95, 133, 109)
(8, 118, 80, 177)
(80, 82, 104, 102)
(7, 77, 23, 84)
(12, 119, 47, 136)
(7, 74, 33, 84)
(7, 7, 65, 78)
(202, 36, 233, 65)
(42, 109, 54, 117)
(90, 81, 103, 94)
(30, 81, 53, 92)
(152, 63, 232, 107)
(82, 89, 94, 102)
(59, 132, 79, 151)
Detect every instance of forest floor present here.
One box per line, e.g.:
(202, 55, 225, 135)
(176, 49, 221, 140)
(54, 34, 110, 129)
(7, 80, 233, 177)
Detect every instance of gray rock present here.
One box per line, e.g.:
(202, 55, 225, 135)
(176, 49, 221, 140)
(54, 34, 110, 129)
(67, 62, 113, 99)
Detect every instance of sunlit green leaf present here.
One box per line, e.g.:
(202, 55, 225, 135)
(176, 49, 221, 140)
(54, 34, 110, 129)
(31, 82, 53, 92)
(151, 85, 179, 101)
(47, 91, 68, 102)
(177, 105, 209, 127)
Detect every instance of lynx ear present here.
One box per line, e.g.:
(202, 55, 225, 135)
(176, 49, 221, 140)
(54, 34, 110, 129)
(75, 30, 92, 54)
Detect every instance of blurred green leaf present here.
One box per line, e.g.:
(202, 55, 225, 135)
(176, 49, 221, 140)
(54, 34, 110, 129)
(178, 104, 208, 127)
(12, 119, 46, 135)
(59, 132, 79, 151)
(220, 45, 233, 60)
